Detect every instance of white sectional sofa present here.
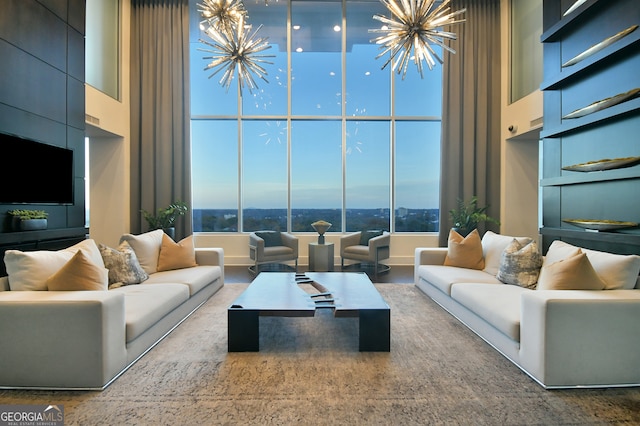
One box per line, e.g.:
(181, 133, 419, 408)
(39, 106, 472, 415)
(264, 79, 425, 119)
(415, 232, 640, 389)
(0, 230, 224, 390)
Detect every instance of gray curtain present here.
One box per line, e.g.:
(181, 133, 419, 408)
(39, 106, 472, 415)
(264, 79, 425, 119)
(438, 0, 501, 246)
(130, 0, 192, 240)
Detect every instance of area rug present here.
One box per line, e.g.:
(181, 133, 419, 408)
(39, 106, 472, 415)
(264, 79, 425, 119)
(2, 284, 639, 425)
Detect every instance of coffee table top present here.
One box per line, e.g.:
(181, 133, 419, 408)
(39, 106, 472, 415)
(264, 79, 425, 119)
(230, 272, 389, 317)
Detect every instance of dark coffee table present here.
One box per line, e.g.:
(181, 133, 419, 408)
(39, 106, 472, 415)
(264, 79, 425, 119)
(228, 272, 390, 352)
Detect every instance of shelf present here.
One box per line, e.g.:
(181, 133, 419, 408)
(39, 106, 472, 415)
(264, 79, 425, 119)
(541, 0, 602, 42)
(0, 227, 88, 246)
(540, 31, 640, 91)
(540, 96, 640, 138)
(541, 167, 640, 186)
(540, 226, 640, 245)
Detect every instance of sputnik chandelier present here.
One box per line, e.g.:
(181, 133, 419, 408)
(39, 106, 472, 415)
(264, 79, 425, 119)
(198, 0, 274, 93)
(369, 0, 466, 79)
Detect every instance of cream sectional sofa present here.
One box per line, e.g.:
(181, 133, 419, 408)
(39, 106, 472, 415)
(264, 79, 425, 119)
(0, 230, 224, 390)
(415, 232, 640, 389)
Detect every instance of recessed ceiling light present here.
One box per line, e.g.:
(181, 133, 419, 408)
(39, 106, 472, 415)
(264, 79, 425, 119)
(296, 47, 303, 52)
(293, 25, 300, 30)
(365, 71, 371, 76)
(333, 25, 341, 32)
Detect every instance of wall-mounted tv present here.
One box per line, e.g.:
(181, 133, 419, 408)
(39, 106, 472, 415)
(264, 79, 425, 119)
(0, 132, 74, 205)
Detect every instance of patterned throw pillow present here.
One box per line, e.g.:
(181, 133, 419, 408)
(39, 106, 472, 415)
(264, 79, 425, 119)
(496, 239, 542, 288)
(99, 240, 149, 287)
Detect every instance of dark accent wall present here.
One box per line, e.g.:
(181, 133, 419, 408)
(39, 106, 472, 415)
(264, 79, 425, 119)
(540, 0, 640, 255)
(0, 0, 87, 274)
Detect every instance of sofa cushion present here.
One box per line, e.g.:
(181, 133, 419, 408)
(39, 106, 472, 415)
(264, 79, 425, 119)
(545, 240, 640, 290)
(119, 229, 164, 275)
(144, 265, 222, 296)
(99, 240, 149, 286)
(45, 250, 109, 291)
(4, 239, 105, 291)
(451, 283, 525, 342)
(254, 231, 283, 247)
(481, 231, 532, 276)
(157, 234, 197, 272)
(537, 251, 606, 291)
(418, 265, 502, 296)
(496, 239, 542, 288)
(444, 229, 485, 270)
(110, 283, 189, 343)
(359, 230, 383, 245)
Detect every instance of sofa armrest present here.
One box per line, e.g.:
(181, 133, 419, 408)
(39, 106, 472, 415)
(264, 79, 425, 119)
(0, 291, 127, 389)
(414, 248, 447, 284)
(519, 289, 640, 388)
(281, 232, 299, 256)
(340, 232, 362, 255)
(195, 247, 225, 284)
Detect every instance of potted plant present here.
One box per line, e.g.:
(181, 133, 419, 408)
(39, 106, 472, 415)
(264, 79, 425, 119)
(7, 209, 48, 231)
(141, 201, 188, 239)
(449, 196, 499, 236)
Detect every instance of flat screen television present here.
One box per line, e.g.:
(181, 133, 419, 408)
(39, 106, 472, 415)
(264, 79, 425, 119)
(0, 132, 74, 205)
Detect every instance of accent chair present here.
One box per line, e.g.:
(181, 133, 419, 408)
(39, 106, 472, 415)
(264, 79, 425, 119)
(249, 231, 299, 274)
(340, 230, 390, 277)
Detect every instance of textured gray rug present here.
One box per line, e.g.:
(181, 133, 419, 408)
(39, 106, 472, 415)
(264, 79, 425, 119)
(2, 283, 639, 425)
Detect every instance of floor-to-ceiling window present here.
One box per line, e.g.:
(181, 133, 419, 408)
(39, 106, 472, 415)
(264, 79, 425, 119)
(190, 0, 441, 234)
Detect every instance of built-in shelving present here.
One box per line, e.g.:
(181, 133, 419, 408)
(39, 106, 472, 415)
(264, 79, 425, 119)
(541, 0, 601, 42)
(540, 167, 640, 187)
(539, 0, 640, 256)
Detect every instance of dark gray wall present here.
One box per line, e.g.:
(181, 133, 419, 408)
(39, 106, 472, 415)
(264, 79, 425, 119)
(0, 0, 87, 269)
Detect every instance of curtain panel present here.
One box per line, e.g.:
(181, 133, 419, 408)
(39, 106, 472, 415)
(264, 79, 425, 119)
(130, 0, 192, 239)
(438, 0, 501, 246)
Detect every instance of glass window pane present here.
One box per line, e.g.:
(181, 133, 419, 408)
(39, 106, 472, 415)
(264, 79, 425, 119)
(395, 121, 440, 232)
(510, 0, 543, 102)
(86, 0, 120, 99)
(394, 47, 443, 117)
(190, 42, 239, 116)
(242, 120, 288, 231)
(346, 1, 390, 116)
(241, 2, 288, 116)
(191, 120, 238, 232)
(346, 121, 390, 231)
(291, 1, 342, 116)
(291, 120, 342, 231)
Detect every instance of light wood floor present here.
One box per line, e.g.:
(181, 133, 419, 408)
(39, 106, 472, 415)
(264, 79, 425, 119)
(223, 264, 415, 284)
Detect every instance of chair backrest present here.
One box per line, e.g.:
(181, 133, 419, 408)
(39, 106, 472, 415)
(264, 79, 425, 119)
(253, 231, 283, 247)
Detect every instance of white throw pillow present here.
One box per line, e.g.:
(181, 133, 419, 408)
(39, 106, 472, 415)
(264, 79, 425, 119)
(4, 239, 104, 291)
(481, 231, 532, 276)
(119, 229, 164, 275)
(546, 240, 640, 290)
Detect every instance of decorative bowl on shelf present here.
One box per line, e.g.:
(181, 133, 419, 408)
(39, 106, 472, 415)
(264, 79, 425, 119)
(562, 219, 638, 231)
(562, 88, 640, 119)
(562, 156, 640, 172)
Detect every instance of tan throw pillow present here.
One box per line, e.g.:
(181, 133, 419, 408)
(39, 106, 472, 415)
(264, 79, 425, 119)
(4, 239, 104, 291)
(496, 239, 542, 288)
(157, 234, 197, 272)
(537, 251, 606, 291)
(119, 229, 164, 275)
(444, 229, 485, 270)
(45, 250, 109, 291)
(99, 240, 149, 286)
